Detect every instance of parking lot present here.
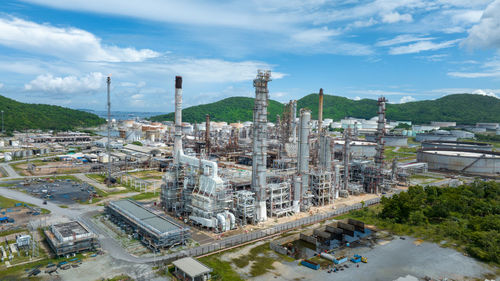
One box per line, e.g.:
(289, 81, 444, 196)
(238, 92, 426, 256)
(19, 179, 98, 205)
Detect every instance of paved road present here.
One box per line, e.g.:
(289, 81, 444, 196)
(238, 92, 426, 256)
(0, 163, 21, 178)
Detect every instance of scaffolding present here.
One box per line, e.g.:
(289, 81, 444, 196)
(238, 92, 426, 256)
(310, 171, 333, 206)
(234, 190, 255, 225)
(267, 182, 293, 218)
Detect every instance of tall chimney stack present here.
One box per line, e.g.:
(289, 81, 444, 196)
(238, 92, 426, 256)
(174, 76, 183, 163)
(318, 88, 324, 135)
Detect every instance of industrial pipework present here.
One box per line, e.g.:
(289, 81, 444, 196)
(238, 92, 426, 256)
(251, 70, 272, 222)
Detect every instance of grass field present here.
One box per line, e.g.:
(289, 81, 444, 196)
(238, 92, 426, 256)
(0, 195, 51, 214)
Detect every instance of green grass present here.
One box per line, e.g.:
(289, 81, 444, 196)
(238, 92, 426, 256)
(0, 195, 51, 214)
(86, 173, 106, 183)
(0, 228, 28, 237)
(198, 255, 244, 281)
(384, 146, 417, 162)
(127, 192, 159, 201)
(58, 205, 68, 208)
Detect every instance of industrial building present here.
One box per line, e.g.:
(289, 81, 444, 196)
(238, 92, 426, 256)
(45, 221, 98, 257)
(172, 257, 212, 281)
(415, 131, 457, 142)
(422, 141, 493, 151)
(417, 148, 500, 174)
(106, 199, 190, 250)
(365, 134, 408, 147)
(160, 72, 394, 232)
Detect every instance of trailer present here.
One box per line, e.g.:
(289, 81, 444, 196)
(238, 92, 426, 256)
(300, 259, 320, 270)
(333, 256, 348, 264)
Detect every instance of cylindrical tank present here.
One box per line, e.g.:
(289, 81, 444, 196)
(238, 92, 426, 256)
(320, 252, 335, 262)
(4, 152, 12, 162)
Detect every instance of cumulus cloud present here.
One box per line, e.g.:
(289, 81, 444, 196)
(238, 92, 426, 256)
(462, 0, 500, 49)
(471, 89, 499, 98)
(381, 12, 413, 23)
(0, 83, 3, 89)
(0, 17, 159, 62)
(353, 96, 361, 101)
(24, 72, 104, 94)
(389, 39, 460, 55)
(399, 95, 416, 103)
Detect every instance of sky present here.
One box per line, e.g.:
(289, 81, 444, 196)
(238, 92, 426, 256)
(0, 0, 499, 112)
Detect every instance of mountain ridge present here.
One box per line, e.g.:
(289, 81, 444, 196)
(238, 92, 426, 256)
(149, 93, 500, 125)
(0, 95, 106, 131)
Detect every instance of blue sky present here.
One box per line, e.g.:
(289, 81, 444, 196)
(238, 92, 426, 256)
(0, 0, 499, 112)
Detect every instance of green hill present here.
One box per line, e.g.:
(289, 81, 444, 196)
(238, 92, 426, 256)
(149, 93, 500, 125)
(149, 97, 285, 123)
(0, 95, 105, 131)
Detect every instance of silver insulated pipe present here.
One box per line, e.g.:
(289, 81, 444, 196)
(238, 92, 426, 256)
(174, 76, 183, 163)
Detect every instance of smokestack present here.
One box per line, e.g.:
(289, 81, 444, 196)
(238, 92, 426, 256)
(251, 70, 272, 222)
(205, 114, 210, 155)
(318, 88, 324, 135)
(174, 76, 183, 163)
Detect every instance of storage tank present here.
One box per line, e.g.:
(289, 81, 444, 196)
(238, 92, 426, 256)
(417, 148, 500, 174)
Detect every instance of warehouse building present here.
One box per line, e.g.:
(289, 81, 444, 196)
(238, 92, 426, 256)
(45, 221, 98, 257)
(172, 257, 212, 281)
(106, 199, 190, 250)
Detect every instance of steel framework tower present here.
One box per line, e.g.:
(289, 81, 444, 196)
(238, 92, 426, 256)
(251, 70, 271, 222)
(374, 96, 387, 193)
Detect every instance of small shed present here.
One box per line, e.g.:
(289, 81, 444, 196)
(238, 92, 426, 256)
(172, 257, 212, 281)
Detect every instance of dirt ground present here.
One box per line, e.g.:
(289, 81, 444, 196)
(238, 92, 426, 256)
(15, 161, 90, 176)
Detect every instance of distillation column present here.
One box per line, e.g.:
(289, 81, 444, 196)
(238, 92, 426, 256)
(291, 100, 298, 143)
(374, 97, 387, 193)
(298, 109, 311, 194)
(251, 70, 272, 222)
(174, 76, 183, 163)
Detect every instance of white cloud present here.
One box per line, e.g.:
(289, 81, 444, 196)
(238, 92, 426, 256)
(389, 39, 460, 55)
(157, 58, 287, 83)
(471, 89, 499, 98)
(0, 17, 159, 62)
(0, 83, 3, 89)
(24, 72, 104, 94)
(291, 27, 339, 44)
(462, 0, 500, 49)
(447, 71, 500, 78)
(353, 96, 361, 101)
(381, 12, 413, 23)
(131, 94, 144, 99)
(399, 95, 416, 103)
(431, 88, 500, 98)
(376, 35, 434, 47)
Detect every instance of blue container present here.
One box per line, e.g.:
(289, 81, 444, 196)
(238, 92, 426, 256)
(334, 257, 348, 264)
(301, 260, 320, 270)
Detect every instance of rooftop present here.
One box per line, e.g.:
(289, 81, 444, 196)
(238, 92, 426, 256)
(109, 199, 182, 235)
(173, 257, 212, 277)
(52, 221, 90, 238)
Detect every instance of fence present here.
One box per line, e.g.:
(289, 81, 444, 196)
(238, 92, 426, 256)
(150, 192, 403, 264)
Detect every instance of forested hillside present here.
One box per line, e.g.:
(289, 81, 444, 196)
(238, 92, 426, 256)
(149, 93, 500, 124)
(0, 95, 105, 131)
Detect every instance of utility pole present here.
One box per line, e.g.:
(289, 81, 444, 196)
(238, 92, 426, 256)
(107, 76, 112, 187)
